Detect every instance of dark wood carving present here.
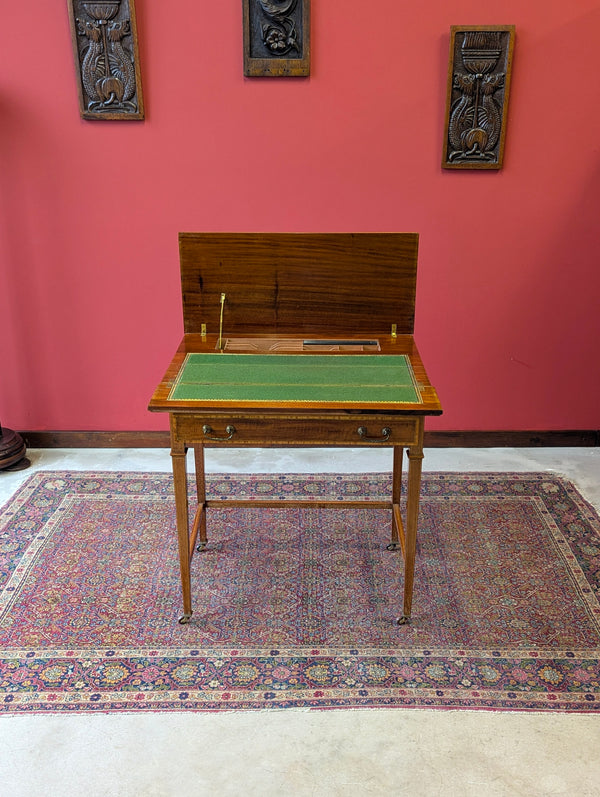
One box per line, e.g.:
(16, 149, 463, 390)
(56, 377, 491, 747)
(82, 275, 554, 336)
(67, 0, 144, 120)
(243, 0, 310, 77)
(442, 26, 515, 169)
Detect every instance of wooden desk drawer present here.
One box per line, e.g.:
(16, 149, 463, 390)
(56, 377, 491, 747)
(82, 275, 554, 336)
(172, 414, 420, 447)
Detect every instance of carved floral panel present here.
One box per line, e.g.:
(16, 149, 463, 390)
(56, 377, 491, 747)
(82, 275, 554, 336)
(67, 0, 144, 120)
(442, 26, 515, 169)
(243, 0, 310, 77)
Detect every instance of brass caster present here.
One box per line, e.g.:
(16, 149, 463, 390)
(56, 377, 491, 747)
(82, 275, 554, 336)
(396, 615, 411, 626)
(196, 541, 207, 552)
(386, 542, 401, 551)
(178, 613, 193, 624)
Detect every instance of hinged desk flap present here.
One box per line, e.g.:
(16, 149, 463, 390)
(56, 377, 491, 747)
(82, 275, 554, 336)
(179, 233, 419, 336)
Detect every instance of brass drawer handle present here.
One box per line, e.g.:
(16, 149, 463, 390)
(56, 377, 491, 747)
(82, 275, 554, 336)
(202, 424, 237, 441)
(357, 426, 392, 443)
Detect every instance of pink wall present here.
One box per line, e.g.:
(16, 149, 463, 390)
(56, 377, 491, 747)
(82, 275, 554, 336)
(1, 1, 600, 433)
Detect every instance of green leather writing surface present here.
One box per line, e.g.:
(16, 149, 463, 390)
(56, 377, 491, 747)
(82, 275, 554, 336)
(169, 354, 421, 404)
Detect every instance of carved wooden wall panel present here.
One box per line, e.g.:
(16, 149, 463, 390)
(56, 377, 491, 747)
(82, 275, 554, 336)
(67, 0, 144, 120)
(442, 26, 515, 169)
(243, 0, 310, 77)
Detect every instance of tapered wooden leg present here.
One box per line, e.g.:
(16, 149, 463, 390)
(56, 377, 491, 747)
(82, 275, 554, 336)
(171, 438, 193, 624)
(388, 446, 404, 551)
(392, 445, 403, 505)
(193, 445, 208, 551)
(398, 422, 424, 625)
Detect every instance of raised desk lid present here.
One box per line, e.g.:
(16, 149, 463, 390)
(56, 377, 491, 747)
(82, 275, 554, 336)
(179, 233, 419, 337)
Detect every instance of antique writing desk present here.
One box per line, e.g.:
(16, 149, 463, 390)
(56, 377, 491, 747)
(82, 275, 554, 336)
(149, 233, 442, 625)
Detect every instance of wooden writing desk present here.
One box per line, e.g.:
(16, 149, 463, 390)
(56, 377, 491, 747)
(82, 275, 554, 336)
(149, 233, 442, 625)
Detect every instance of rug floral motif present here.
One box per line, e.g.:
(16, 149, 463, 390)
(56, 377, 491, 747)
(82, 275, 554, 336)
(1, 471, 600, 713)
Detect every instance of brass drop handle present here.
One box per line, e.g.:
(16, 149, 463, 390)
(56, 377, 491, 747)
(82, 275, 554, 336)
(357, 426, 392, 443)
(202, 424, 237, 441)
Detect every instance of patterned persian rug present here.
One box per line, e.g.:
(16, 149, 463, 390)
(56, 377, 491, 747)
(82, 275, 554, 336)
(1, 471, 600, 714)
